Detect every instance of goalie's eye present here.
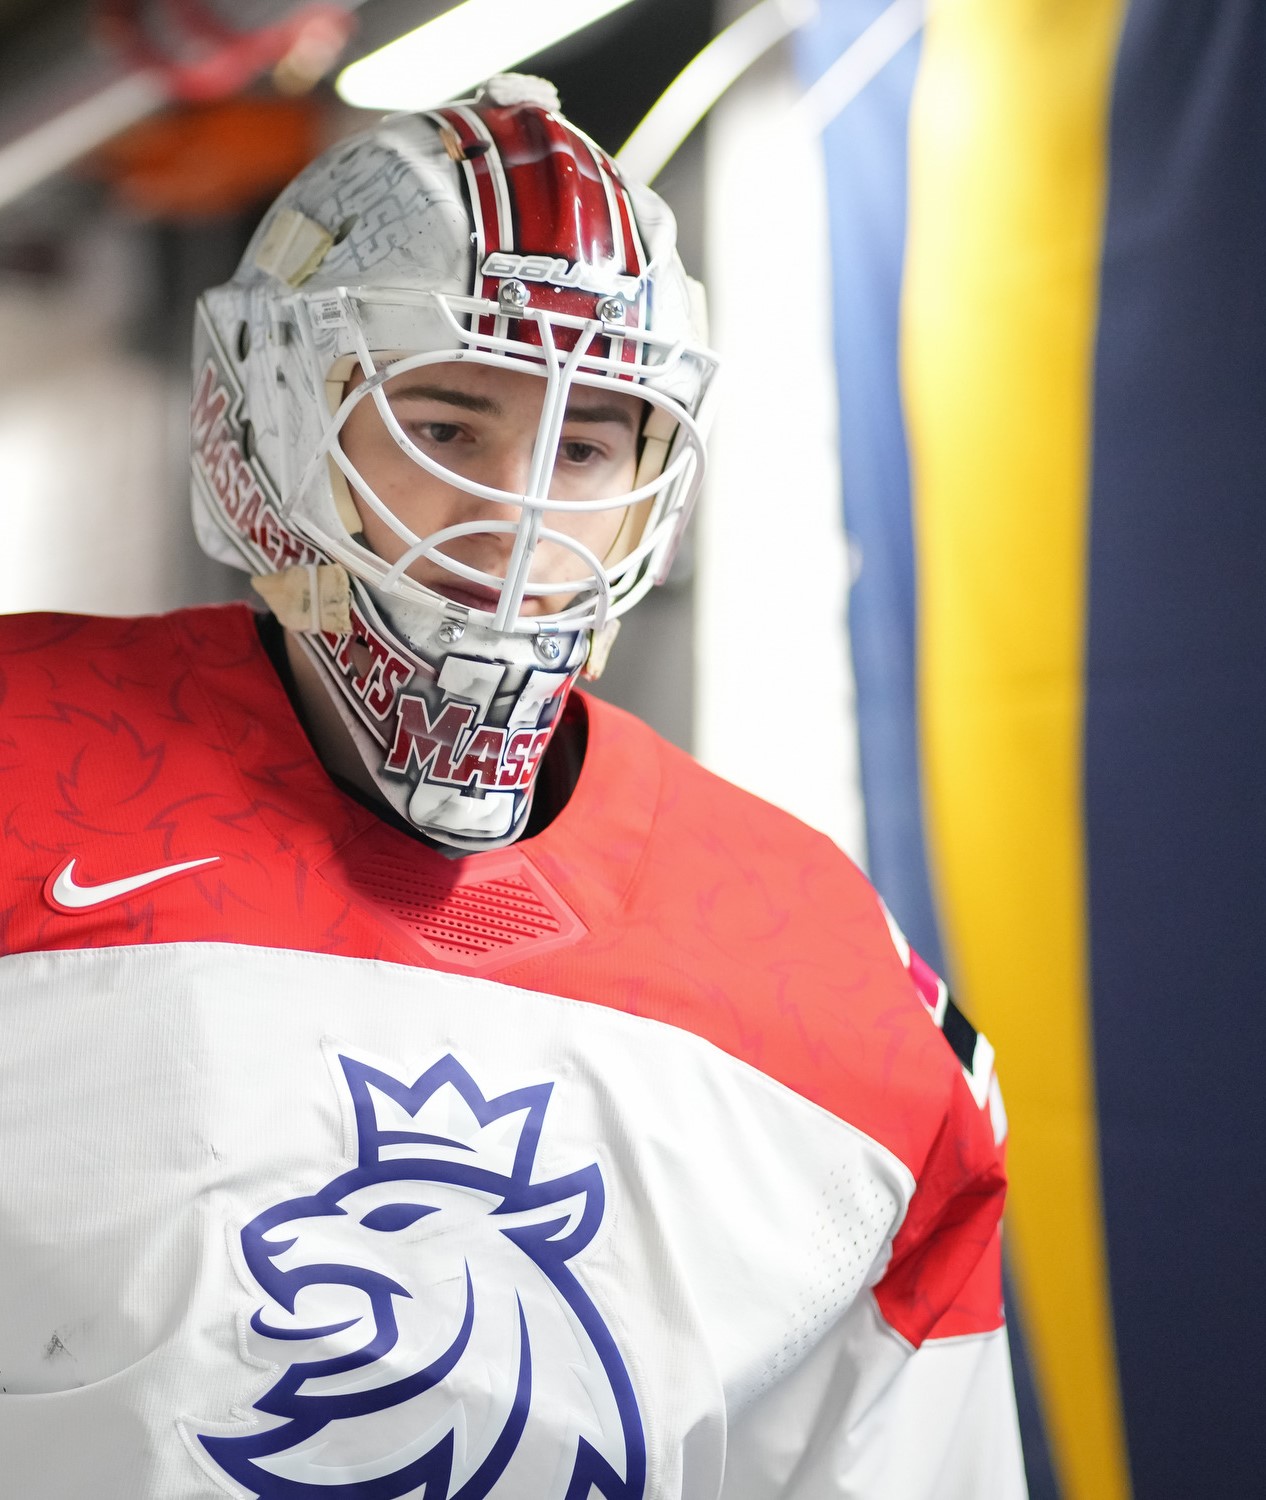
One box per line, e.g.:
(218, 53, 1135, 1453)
(360, 1203, 439, 1232)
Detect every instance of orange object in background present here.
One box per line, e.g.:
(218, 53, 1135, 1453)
(84, 96, 326, 219)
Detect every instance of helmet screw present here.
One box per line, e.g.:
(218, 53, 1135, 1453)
(499, 278, 531, 311)
(535, 634, 562, 662)
(596, 295, 626, 323)
(438, 619, 465, 644)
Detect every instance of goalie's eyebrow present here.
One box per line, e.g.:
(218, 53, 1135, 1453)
(562, 399, 641, 430)
(383, 381, 500, 415)
(385, 381, 639, 430)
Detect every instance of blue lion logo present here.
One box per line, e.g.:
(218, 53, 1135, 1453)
(195, 1052, 646, 1499)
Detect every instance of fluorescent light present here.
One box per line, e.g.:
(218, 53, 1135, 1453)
(337, 0, 641, 112)
(0, 73, 165, 214)
(617, 0, 815, 185)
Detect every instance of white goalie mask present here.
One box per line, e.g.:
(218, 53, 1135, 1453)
(190, 74, 718, 851)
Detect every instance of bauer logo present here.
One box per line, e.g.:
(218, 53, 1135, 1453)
(481, 251, 641, 300)
(191, 1051, 646, 1500)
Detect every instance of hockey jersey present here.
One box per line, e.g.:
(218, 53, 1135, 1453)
(0, 605, 1026, 1499)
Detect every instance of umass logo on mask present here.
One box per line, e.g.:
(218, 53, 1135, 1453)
(188, 1051, 645, 1499)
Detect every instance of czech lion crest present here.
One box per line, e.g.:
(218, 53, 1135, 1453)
(189, 1049, 645, 1499)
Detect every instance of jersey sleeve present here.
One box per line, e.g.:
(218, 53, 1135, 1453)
(862, 919, 1026, 1497)
(723, 913, 1028, 1498)
(857, 1038, 1026, 1498)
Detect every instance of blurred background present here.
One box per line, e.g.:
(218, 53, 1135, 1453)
(2, 1, 1262, 1495)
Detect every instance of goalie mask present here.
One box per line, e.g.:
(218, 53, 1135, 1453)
(191, 74, 718, 851)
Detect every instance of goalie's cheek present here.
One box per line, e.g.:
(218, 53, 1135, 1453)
(528, 503, 626, 598)
(539, 450, 639, 560)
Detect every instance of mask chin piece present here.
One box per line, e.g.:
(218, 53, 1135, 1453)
(285, 575, 590, 853)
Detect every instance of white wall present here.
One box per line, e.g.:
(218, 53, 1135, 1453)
(0, 218, 200, 617)
(700, 38, 866, 865)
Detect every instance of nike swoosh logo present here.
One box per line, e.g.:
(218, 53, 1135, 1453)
(44, 855, 222, 913)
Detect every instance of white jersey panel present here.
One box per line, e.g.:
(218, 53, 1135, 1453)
(1, 942, 917, 1500)
(725, 1295, 1026, 1498)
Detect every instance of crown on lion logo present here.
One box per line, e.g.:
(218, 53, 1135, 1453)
(339, 1051, 553, 1185)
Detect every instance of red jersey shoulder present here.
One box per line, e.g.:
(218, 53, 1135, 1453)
(0, 605, 402, 964)
(0, 605, 250, 711)
(0, 607, 227, 818)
